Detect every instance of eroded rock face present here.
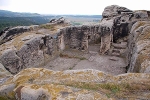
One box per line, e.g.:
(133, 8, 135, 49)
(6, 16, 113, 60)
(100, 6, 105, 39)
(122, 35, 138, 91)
(99, 5, 150, 73)
(99, 5, 150, 55)
(0, 34, 56, 74)
(127, 21, 150, 73)
(61, 25, 101, 51)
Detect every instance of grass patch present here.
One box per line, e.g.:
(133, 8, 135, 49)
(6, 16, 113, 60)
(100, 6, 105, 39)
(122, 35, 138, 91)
(69, 67, 73, 70)
(40, 24, 56, 31)
(0, 96, 8, 100)
(59, 81, 150, 98)
(28, 77, 35, 83)
(79, 57, 86, 60)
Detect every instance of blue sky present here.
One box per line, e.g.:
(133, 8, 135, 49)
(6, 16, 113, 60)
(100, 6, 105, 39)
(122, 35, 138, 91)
(0, 0, 149, 15)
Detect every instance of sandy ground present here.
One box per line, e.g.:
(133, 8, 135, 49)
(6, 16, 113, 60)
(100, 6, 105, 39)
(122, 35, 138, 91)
(43, 45, 127, 75)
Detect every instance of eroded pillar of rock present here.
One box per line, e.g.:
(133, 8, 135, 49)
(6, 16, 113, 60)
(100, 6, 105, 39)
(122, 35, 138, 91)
(58, 32, 65, 51)
(100, 26, 113, 54)
(81, 31, 89, 51)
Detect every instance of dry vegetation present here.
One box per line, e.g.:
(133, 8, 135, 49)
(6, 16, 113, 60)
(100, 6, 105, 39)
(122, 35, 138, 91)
(40, 24, 56, 31)
(60, 81, 150, 98)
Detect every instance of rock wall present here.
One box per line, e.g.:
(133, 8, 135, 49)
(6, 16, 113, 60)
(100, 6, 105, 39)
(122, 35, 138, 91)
(0, 34, 56, 74)
(127, 21, 150, 73)
(0, 24, 101, 74)
(99, 5, 150, 54)
(99, 5, 150, 73)
(59, 25, 101, 51)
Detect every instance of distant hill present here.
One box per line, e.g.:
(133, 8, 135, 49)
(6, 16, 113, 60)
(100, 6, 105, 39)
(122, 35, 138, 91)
(0, 17, 51, 31)
(0, 10, 41, 17)
(0, 10, 102, 31)
(0, 10, 53, 31)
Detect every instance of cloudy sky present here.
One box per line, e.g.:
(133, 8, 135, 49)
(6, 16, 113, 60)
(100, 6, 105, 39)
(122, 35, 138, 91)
(0, 0, 149, 15)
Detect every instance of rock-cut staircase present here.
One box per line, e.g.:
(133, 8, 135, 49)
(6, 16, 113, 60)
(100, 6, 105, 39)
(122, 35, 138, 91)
(110, 41, 127, 57)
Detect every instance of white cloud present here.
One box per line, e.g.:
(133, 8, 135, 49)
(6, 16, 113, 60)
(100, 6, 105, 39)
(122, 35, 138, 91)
(0, 0, 149, 15)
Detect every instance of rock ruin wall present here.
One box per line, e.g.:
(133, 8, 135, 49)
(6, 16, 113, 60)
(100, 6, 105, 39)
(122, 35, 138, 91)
(0, 5, 150, 74)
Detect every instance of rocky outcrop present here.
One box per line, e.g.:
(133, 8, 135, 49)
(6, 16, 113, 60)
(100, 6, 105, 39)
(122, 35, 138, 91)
(49, 17, 66, 24)
(127, 21, 150, 73)
(99, 5, 149, 55)
(0, 25, 39, 45)
(1, 68, 150, 99)
(99, 5, 150, 73)
(0, 34, 56, 74)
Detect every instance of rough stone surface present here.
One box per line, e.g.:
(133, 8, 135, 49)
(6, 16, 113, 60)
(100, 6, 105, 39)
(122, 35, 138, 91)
(127, 21, 150, 73)
(102, 5, 132, 18)
(49, 17, 66, 24)
(0, 49, 22, 74)
(0, 34, 56, 74)
(44, 48, 127, 75)
(0, 68, 150, 99)
(99, 5, 149, 55)
(0, 25, 39, 44)
(0, 63, 12, 84)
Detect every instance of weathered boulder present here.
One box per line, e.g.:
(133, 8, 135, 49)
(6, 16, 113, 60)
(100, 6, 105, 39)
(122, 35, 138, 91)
(0, 49, 22, 74)
(102, 5, 132, 18)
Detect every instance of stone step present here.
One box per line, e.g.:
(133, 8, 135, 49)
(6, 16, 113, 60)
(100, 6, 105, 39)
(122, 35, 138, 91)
(111, 52, 120, 56)
(112, 42, 127, 49)
(112, 49, 121, 53)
